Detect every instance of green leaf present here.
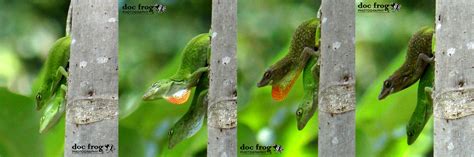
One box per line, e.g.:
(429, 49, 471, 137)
(42, 116, 65, 157)
(119, 126, 147, 157)
(0, 87, 42, 157)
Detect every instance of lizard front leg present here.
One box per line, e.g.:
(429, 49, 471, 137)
(299, 47, 320, 70)
(187, 67, 209, 88)
(424, 87, 433, 107)
(51, 66, 69, 95)
(311, 56, 321, 80)
(414, 53, 434, 78)
(54, 66, 69, 80)
(58, 84, 68, 113)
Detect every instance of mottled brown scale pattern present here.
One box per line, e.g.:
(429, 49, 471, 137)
(262, 19, 318, 85)
(395, 27, 433, 88)
(379, 27, 434, 99)
(403, 27, 434, 75)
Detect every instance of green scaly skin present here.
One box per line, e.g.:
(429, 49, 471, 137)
(296, 55, 319, 130)
(39, 79, 67, 133)
(36, 36, 71, 110)
(257, 19, 320, 96)
(406, 75, 433, 144)
(296, 18, 321, 130)
(143, 33, 210, 101)
(379, 27, 434, 100)
(406, 32, 435, 145)
(168, 72, 209, 149)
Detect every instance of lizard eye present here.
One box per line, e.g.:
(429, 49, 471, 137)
(296, 109, 303, 116)
(36, 94, 42, 100)
(384, 81, 392, 88)
(264, 71, 271, 78)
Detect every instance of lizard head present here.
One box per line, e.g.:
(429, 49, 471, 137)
(295, 100, 315, 130)
(378, 79, 394, 100)
(257, 68, 275, 87)
(168, 115, 204, 149)
(36, 92, 44, 110)
(143, 79, 190, 104)
(143, 80, 173, 101)
(39, 97, 65, 133)
(35, 89, 51, 111)
(406, 120, 424, 145)
(167, 129, 179, 149)
(379, 74, 409, 100)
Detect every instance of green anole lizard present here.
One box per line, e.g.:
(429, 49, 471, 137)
(143, 33, 210, 104)
(39, 79, 67, 133)
(378, 27, 434, 100)
(35, 36, 71, 110)
(168, 72, 209, 149)
(406, 30, 435, 145)
(406, 84, 433, 145)
(35, 3, 72, 134)
(296, 18, 321, 130)
(257, 18, 320, 101)
(296, 55, 319, 130)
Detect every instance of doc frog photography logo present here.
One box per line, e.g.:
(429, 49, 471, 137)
(121, 3, 166, 15)
(357, 1, 401, 13)
(71, 143, 115, 154)
(239, 143, 284, 155)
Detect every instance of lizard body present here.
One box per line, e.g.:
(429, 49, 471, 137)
(379, 27, 434, 100)
(296, 54, 319, 130)
(168, 72, 209, 148)
(143, 33, 210, 104)
(257, 18, 320, 101)
(406, 30, 435, 145)
(39, 79, 67, 133)
(35, 36, 71, 110)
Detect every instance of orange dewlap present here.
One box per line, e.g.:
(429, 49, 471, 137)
(165, 89, 191, 105)
(271, 70, 301, 101)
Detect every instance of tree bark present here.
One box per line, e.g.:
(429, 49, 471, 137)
(434, 0, 474, 156)
(207, 0, 238, 156)
(318, 0, 355, 156)
(65, 0, 118, 156)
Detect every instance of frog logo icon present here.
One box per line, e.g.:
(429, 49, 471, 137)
(392, 3, 401, 11)
(273, 144, 284, 153)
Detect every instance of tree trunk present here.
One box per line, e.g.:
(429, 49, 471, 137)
(207, 0, 238, 156)
(318, 0, 355, 156)
(65, 0, 118, 156)
(434, 0, 474, 156)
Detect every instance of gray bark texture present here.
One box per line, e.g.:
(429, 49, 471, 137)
(207, 0, 238, 156)
(318, 0, 355, 156)
(434, 0, 474, 156)
(65, 0, 118, 156)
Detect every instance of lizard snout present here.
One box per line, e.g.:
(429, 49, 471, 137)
(378, 88, 390, 100)
(257, 77, 271, 87)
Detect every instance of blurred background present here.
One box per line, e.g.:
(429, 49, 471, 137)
(0, 0, 435, 156)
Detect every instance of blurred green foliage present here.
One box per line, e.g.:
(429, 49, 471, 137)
(0, 0, 435, 156)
